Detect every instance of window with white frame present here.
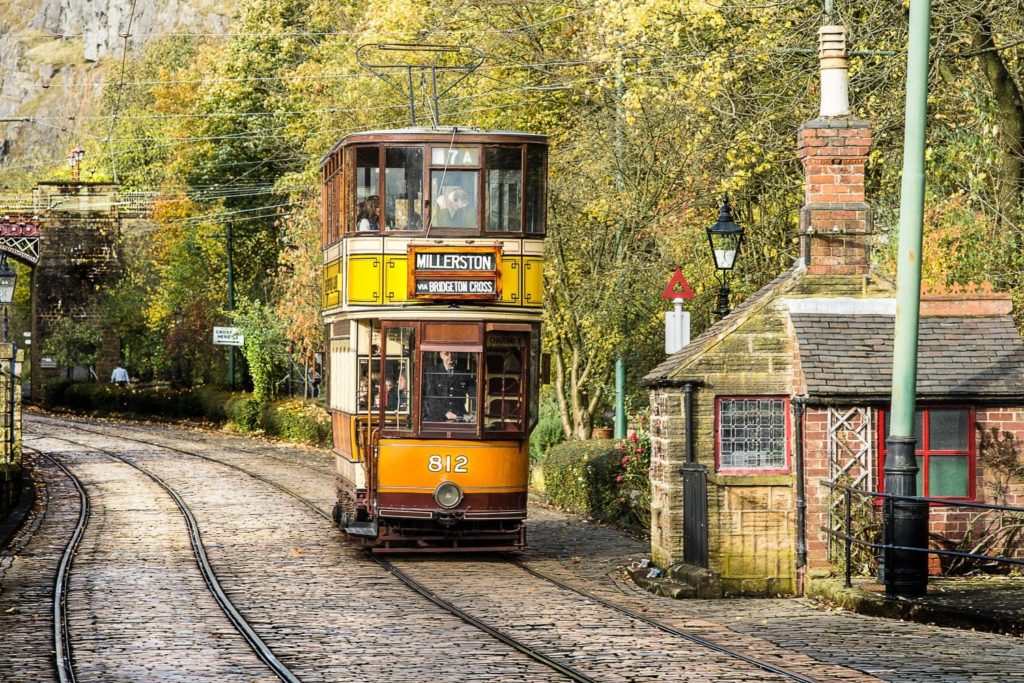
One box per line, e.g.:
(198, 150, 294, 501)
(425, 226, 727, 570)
(717, 397, 788, 471)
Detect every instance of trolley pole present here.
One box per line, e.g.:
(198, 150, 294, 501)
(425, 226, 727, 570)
(885, 0, 931, 597)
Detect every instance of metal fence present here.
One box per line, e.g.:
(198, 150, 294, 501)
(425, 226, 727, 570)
(821, 480, 1024, 587)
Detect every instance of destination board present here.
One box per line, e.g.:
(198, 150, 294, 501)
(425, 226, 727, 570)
(407, 245, 501, 301)
(414, 252, 496, 272)
(414, 278, 496, 296)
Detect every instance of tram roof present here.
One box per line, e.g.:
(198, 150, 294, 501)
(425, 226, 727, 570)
(320, 127, 548, 165)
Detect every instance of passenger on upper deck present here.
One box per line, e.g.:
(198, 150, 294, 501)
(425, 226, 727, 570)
(357, 195, 380, 232)
(432, 187, 473, 229)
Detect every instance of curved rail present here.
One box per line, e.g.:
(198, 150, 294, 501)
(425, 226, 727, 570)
(35, 435, 301, 683)
(31, 417, 821, 683)
(27, 449, 88, 683)
(514, 562, 818, 683)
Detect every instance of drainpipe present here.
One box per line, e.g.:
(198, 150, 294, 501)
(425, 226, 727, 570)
(683, 382, 695, 464)
(793, 398, 808, 577)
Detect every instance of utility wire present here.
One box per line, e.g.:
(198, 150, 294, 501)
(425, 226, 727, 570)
(104, 0, 139, 184)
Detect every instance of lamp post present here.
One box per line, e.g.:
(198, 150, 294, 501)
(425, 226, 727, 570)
(0, 254, 16, 474)
(706, 195, 745, 317)
(67, 146, 85, 182)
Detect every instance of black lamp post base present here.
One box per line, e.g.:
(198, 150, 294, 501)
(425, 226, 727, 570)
(883, 435, 929, 597)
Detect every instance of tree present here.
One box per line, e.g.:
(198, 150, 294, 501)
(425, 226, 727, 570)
(231, 297, 287, 402)
(43, 318, 102, 379)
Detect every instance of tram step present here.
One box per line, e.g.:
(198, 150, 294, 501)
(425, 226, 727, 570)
(344, 521, 379, 537)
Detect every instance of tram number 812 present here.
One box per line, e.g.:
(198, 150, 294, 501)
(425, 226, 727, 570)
(428, 455, 469, 473)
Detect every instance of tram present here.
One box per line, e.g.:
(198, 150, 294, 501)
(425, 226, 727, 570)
(320, 128, 547, 552)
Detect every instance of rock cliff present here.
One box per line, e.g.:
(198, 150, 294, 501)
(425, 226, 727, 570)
(0, 0, 232, 185)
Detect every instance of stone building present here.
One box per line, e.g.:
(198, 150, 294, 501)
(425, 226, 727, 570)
(643, 26, 1024, 596)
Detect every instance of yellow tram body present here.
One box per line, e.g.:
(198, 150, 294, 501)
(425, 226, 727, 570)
(320, 128, 547, 551)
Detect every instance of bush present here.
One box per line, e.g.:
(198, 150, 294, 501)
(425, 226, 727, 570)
(38, 379, 332, 448)
(225, 395, 262, 432)
(529, 387, 565, 463)
(262, 399, 331, 447)
(543, 439, 620, 521)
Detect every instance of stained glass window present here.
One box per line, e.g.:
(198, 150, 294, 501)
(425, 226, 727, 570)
(718, 398, 787, 470)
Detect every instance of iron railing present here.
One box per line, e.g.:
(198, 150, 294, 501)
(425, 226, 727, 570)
(821, 479, 1024, 587)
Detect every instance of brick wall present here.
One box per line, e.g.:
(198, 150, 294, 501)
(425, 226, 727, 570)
(797, 118, 872, 276)
(804, 405, 1024, 573)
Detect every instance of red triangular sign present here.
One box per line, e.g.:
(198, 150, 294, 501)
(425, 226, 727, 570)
(661, 267, 695, 300)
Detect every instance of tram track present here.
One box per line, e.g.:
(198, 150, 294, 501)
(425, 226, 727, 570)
(28, 449, 89, 683)
(27, 414, 823, 683)
(30, 433, 301, 683)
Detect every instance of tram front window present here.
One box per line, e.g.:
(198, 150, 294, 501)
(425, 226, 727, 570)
(430, 171, 479, 229)
(423, 350, 477, 424)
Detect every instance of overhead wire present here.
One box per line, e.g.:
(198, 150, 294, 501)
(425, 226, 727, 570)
(104, 0, 140, 184)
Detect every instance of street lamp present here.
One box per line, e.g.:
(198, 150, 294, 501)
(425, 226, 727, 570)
(0, 255, 16, 343)
(67, 146, 85, 182)
(706, 195, 745, 317)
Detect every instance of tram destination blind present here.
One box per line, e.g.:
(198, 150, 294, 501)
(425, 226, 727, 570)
(407, 246, 501, 300)
(414, 278, 496, 296)
(414, 252, 495, 272)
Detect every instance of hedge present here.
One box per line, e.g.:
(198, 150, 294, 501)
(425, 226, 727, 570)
(542, 439, 622, 523)
(40, 381, 330, 447)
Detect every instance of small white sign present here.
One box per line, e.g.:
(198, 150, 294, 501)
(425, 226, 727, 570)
(213, 326, 244, 347)
(40, 356, 57, 368)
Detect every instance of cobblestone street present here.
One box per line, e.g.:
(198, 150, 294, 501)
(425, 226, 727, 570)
(1, 414, 1021, 682)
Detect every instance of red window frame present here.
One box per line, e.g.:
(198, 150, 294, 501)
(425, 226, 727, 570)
(876, 406, 977, 502)
(714, 395, 791, 475)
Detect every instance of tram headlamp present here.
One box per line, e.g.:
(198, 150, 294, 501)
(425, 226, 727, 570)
(434, 481, 463, 509)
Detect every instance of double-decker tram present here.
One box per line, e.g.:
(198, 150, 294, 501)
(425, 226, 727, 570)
(320, 128, 547, 552)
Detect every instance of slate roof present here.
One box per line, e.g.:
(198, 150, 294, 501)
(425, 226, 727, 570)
(791, 314, 1024, 399)
(643, 265, 802, 385)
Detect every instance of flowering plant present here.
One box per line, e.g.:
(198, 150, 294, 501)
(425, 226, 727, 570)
(613, 430, 651, 529)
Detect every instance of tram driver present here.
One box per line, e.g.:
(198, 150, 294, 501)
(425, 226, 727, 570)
(425, 350, 476, 422)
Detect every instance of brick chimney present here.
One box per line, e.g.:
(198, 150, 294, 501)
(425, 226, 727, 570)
(797, 25, 873, 276)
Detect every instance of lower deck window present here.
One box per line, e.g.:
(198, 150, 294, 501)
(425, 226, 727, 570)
(717, 397, 788, 471)
(484, 333, 526, 432)
(423, 351, 478, 425)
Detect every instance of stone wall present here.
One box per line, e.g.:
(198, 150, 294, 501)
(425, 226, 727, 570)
(649, 303, 799, 594)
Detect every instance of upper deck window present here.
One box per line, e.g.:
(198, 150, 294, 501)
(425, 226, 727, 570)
(335, 138, 546, 238)
(525, 144, 546, 234)
(355, 147, 380, 232)
(431, 170, 479, 229)
(486, 147, 522, 232)
(385, 147, 423, 231)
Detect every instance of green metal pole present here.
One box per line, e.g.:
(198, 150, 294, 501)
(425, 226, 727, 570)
(226, 223, 236, 389)
(885, 0, 931, 597)
(614, 356, 626, 439)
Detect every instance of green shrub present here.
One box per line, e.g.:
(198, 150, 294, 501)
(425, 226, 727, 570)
(529, 387, 564, 463)
(42, 379, 74, 408)
(225, 395, 262, 432)
(262, 399, 331, 447)
(543, 439, 620, 521)
(38, 380, 330, 449)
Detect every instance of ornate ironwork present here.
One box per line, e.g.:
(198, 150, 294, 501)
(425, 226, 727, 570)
(826, 407, 874, 557)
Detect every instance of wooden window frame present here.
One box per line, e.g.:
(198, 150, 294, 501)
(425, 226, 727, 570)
(482, 330, 529, 435)
(714, 395, 791, 475)
(876, 406, 977, 502)
(374, 320, 532, 440)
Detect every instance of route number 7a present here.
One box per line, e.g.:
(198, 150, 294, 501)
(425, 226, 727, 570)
(428, 455, 468, 473)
